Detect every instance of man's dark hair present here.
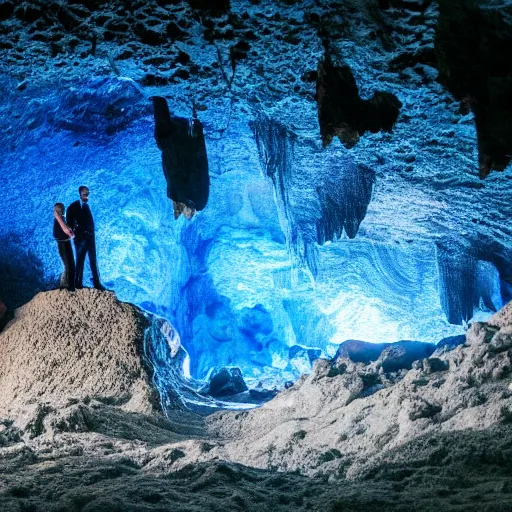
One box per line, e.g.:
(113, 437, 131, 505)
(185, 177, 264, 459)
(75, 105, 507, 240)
(78, 185, 89, 194)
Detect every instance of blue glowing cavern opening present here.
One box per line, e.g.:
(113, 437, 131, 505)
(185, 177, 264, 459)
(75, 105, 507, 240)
(1, 0, 512, 396)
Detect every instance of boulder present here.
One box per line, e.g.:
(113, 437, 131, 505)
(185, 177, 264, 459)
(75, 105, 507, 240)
(207, 367, 248, 397)
(436, 334, 466, 351)
(334, 340, 389, 364)
(334, 340, 437, 372)
(377, 341, 436, 373)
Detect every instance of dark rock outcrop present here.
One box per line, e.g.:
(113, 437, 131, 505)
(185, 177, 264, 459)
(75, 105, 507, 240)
(207, 367, 248, 397)
(436, 0, 512, 178)
(153, 96, 210, 212)
(334, 340, 390, 364)
(316, 57, 402, 148)
(334, 339, 436, 372)
(437, 334, 466, 351)
(378, 340, 436, 373)
(316, 162, 375, 242)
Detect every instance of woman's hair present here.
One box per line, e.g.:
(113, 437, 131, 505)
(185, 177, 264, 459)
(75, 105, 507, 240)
(54, 202, 65, 215)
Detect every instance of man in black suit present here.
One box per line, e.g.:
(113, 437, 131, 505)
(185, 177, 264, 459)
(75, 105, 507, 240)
(66, 186, 105, 291)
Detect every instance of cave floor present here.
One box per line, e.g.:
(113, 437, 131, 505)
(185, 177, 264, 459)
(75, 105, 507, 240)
(1, 406, 512, 512)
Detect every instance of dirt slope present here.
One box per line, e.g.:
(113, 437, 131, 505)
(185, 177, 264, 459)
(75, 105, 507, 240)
(0, 289, 158, 427)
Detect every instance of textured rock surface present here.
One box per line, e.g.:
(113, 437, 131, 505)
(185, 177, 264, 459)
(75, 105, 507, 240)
(436, 0, 512, 177)
(1, 292, 512, 510)
(1, 0, 512, 389)
(0, 289, 158, 426)
(2, 1, 512, 509)
(199, 301, 512, 478)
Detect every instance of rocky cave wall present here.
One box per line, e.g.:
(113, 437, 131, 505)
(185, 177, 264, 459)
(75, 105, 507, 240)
(0, 0, 512, 385)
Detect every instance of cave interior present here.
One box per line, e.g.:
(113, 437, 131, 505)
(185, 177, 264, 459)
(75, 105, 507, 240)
(1, 0, 512, 395)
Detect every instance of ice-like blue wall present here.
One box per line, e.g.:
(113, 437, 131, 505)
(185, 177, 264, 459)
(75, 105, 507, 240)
(1, 75, 506, 388)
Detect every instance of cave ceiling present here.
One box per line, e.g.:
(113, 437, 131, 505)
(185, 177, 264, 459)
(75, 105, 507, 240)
(2, 0, 511, 241)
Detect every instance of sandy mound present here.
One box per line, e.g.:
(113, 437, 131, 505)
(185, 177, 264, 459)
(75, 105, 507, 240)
(0, 289, 159, 427)
(191, 302, 512, 478)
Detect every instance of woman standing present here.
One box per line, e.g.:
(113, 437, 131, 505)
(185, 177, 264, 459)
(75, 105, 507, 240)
(53, 202, 75, 292)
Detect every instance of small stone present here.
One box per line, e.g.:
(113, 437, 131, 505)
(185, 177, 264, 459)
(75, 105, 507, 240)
(489, 331, 512, 353)
(466, 322, 498, 346)
(408, 399, 442, 421)
(424, 358, 449, 373)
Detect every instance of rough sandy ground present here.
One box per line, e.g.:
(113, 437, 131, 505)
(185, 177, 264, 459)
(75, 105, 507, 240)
(201, 309, 512, 479)
(1, 290, 512, 511)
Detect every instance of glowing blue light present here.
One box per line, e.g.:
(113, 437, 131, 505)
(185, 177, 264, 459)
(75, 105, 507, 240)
(1, 76, 506, 397)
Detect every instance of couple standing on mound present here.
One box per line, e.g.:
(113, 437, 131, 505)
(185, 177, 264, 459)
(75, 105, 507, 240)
(53, 186, 105, 292)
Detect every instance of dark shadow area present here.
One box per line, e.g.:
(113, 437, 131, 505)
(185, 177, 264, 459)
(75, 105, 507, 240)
(437, 334, 466, 351)
(0, 311, 14, 334)
(361, 425, 512, 490)
(316, 57, 402, 148)
(0, 233, 49, 310)
(2, 427, 512, 511)
(472, 236, 512, 306)
(50, 77, 146, 136)
(53, 402, 204, 446)
(188, 0, 230, 14)
(436, 0, 512, 178)
(436, 241, 477, 324)
(207, 367, 248, 397)
(437, 237, 512, 325)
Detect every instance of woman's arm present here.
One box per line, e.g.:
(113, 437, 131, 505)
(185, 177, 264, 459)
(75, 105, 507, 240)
(54, 210, 74, 238)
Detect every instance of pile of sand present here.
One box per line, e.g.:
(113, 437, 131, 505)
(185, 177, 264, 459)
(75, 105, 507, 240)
(0, 289, 158, 428)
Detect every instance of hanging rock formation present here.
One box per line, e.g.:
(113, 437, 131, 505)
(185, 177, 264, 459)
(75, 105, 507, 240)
(436, 0, 512, 178)
(153, 96, 210, 215)
(316, 57, 402, 148)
